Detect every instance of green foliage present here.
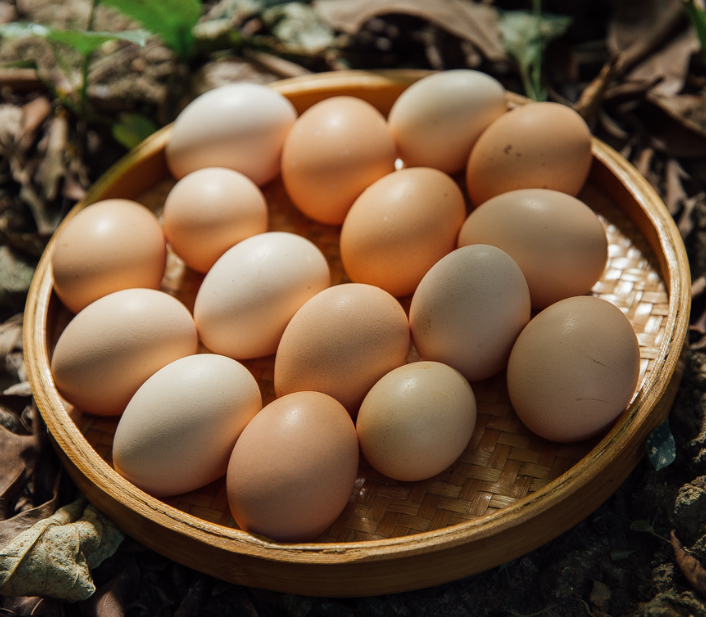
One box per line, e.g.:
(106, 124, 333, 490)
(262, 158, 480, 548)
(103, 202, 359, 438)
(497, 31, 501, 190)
(683, 0, 706, 64)
(0, 22, 148, 56)
(647, 419, 677, 471)
(99, 0, 202, 59)
(112, 113, 158, 150)
(498, 1, 571, 101)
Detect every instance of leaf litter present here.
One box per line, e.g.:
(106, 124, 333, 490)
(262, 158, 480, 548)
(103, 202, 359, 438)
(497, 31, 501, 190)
(1, 0, 706, 614)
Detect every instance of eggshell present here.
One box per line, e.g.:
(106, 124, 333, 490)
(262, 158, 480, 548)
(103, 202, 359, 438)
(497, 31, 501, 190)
(51, 199, 167, 314)
(340, 167, 467, 297)
(388, 69, 506, 174)
(409, 245, 531, 383)
(166, 83, 297, 185)
(162, 167, 268, 273)
(113, 354, 262, 497)
(193, 231, 330, 360)
(465, 101, 593, 206)
(506, 296, 641, 443)
(281, 96, 397, 225)
(356, 361, 477, 482)
(274, 283, 410, 416)
(226, 391, 359, 542)
(457, 188, 608, 309)
(50, 289, 199, 416)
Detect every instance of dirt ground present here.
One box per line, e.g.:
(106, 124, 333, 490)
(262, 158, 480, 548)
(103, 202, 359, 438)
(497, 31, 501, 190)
(2, 0, 706, 615)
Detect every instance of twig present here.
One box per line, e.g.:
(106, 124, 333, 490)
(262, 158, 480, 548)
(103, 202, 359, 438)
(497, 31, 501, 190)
(670, 530, 706, 599)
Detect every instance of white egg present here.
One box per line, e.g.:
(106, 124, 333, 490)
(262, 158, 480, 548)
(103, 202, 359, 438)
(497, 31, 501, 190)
(388, 69, 506, 174)
(193, 231, 331, 360)
(166, 83, 297, 186)
(113, 354, 262, 497)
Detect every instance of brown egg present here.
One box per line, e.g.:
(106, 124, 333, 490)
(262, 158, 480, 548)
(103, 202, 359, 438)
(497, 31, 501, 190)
(409, 245, 531, 383)
(113, 354, 262, 497)
(465, 102, 593, 206)
(457, 188, 608, 309)
(274, 283, 410, 416)
(507, 296, 641, 443)
(340, 167, 467, 297)
(281, 96, 397, 225)
(51, 199, 167, 314)
(162, 167, 268, 273)
(226, 391, 359, 542)
(50, 289, 198, 416)
(356, 361, 477, 482)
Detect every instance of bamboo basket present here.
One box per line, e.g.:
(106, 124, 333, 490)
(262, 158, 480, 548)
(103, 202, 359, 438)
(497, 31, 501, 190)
(24, 70, 691, 597)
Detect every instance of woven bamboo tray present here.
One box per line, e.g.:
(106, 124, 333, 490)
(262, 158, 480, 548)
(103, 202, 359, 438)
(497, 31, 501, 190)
(24, 70, 691, 596)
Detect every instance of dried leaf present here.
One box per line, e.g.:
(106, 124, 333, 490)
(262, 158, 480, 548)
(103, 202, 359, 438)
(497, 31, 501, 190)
(0, 246, 37, 319)
(671, 530, 706, 599)
(174, 577, 204, 617)
(0, 424, 36, 501)
(313, 0, 506, 62)
(0, 475, 60, 544)
(0, 497, 125, 601)
(80, 561, 140, 617)
(666, 157, 689, 215)
(35, 114, 67, 206)
(262, 3, 336, 54)
(625, 29, 700, 97)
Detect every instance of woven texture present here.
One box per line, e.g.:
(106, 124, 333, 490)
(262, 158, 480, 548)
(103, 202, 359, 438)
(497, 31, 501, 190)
(73, 175, 669, 542)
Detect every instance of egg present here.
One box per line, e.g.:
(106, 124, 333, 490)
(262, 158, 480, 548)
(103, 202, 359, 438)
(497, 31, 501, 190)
(409, 245, 531, 383)
(51, 289, 199, 416)
(162, 167, 268, 273)
(166, 83, 297, 186)
(113, 354, 262, 497)
(51, 199, 167, 314)
(506, 296, 641, 443)
(340, 167, 467, 297)
(465, 101, 593, 206)
(274, 283, 410, 416)
(226, 391, 359, 542)
(388, 69, 506, 174)
(281, 96, 397, 225)
(457, 188, 608, 309)
(356, 361, 477, 482)
(193, 231, 330, 360)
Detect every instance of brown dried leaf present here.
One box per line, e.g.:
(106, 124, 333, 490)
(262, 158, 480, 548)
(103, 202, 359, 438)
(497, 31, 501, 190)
(625, 28, 700, 97)
(0, 473, 60, 545)
(174, 577, 204, 617)
(671, 530, 706, 599)
(34, 114, 67, 208)
(80, 561, 140, 617)
(0, 424, 37, 502)
(634, 95, 706, 158)
(313, 0, 506, 62)
(19, 96, 52, 152)
(666, 157, 689, 215)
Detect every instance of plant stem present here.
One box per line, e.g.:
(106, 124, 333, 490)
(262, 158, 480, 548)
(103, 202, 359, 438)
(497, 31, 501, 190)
(532, 0, 544, 101)
(683, 0, 706, 65)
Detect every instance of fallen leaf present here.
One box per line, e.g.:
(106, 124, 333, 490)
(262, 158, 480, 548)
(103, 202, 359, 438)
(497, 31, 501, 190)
(262, 3, 336, 55)
(174, 577, 204, 617)
(666, 157, 689, 215)
(0, 424, 37, 502)
(34, 114, 67, 208)
(80, 561, 140, 617)
(671, 530, 706, 599)
(0, 497, 125, 601)
(0, 472, 60, 544)
(313, 0, 506, 62)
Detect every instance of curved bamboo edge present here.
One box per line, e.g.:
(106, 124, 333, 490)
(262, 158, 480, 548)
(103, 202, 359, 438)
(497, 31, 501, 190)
(23, 70, 692, 596)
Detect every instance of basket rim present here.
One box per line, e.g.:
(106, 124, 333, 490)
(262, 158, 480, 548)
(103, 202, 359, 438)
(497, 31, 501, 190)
(24, 69, 692, 566)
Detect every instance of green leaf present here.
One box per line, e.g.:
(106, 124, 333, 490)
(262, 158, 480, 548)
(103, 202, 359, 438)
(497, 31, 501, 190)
(0, 22, 149, 56)
(647, 419, 677, 471)
(684, 0, 706, 64)
(498, 8, 571, 101)
(99, 0, 202, 59)
(629, 519, 654, 533)
(112, 112, 158, 150)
